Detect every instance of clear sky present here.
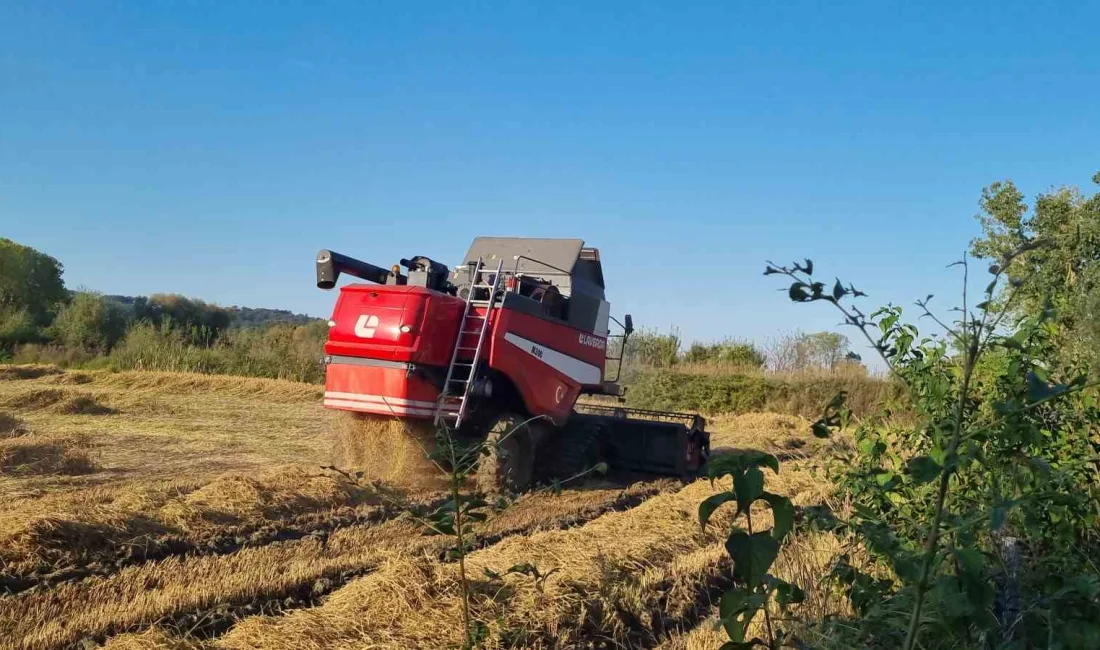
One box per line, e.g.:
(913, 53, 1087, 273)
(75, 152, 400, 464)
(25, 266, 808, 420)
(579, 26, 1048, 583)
(2, 1, 1097, 361)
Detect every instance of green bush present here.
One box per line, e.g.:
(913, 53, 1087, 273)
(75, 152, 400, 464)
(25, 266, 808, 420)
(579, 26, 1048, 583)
(110, 321, 228, 374)
(50, 292, 128, 352)
(622, 326, 682, 369)
(682, 338, 766, 368)
(108, 320, 326, 383)
(0, 308, 41, 350)
(625, 368, 898, 417)
(11, 344, 100, 367)
(766, 252, 1100, 649)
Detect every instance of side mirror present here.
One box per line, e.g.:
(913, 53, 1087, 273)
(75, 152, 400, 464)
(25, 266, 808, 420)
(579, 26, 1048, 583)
(624, 314, 634, 335)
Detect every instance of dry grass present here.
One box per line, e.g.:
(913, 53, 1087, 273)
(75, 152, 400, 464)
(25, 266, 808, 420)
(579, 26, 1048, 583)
(2, 481, 681, 650)
(0, 363, 851, 650)
(0, 364, 63, 382)
(217, 460, 830, 650)
(329, 411, 446, 492)
(0, 367, 341, 579)
(0, 410, 28, 439)
(708, 411, 854, 461)
(0, 434, 98, 477)
(216, 480, 731, 649)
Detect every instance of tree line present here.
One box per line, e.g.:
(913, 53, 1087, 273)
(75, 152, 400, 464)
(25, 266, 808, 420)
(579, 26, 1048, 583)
(1, 237, 322, 357)
(0, 237, 327, 382)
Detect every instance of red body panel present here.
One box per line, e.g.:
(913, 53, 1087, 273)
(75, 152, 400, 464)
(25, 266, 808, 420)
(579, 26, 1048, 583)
(323, 362, 458, 419)
(488, 309, 606, 424)
(325, 284, 464, 365)
(322, 283, 609, 425)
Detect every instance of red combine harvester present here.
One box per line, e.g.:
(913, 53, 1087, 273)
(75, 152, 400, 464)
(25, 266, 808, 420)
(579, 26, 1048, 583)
(315, 237, 709, 490)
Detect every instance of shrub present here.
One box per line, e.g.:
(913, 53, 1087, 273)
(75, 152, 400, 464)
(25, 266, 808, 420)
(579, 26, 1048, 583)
(767, 253, 1100, 648)
(622, 326, 682, 370)
(110, 321, 227, 374)
(109, 320, 326, 383)
(11, 344, 99, 367)
(0, 308, 41, 350)
(50, 292, 128, 352)
(683, 338, 766, 368)
(625, 369, 898, 417)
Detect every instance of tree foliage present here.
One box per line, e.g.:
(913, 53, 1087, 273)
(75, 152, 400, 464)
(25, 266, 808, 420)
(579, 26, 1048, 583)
(969, 174, 1100, 367)
(0, 238, 66, 342)
(767, 330, 859, 373)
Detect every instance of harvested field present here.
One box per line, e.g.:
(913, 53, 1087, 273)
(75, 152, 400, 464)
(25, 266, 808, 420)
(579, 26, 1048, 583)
(0, 365, 844, 650)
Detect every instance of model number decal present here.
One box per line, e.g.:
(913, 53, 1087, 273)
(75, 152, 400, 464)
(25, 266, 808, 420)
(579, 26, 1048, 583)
(503, 332, 604, 385)
(578, 333, 606, 350)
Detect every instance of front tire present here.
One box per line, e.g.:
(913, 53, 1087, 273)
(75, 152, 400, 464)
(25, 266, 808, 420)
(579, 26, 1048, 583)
(476, 412, 535, 493)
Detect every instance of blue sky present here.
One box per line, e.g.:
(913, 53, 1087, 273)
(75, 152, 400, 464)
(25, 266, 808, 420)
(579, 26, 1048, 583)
(2, 1, 1097, 361)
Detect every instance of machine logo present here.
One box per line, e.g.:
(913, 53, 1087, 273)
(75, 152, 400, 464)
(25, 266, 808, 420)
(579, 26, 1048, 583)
(578, 333, 606, 350)
(354, 314, 380, 338)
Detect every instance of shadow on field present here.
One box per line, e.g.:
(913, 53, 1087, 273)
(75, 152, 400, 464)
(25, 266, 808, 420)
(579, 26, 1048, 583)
(0, 436, 99, 476)
(0, 365, 63, 381)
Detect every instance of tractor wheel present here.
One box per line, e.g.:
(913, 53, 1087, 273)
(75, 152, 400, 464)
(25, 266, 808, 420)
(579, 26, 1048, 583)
(546, 421, 602, 482)
(476, 413, 535, 493)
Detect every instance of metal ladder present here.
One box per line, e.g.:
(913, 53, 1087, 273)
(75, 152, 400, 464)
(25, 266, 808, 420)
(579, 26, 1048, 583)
(435, 257, 505, 428)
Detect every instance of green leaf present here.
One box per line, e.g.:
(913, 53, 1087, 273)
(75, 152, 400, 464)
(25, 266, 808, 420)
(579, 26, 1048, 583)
(954, 547, 984, 576)
(699, 492, 737, 532)
(1027, 456, 1052, 474)
(718, 587, 766, 643)
(1026, 371, 1061, 402)
(719, 587, 751, 641)
(774, 580, 806, 607)
(726, 530, 780, 586)
(764, 493, 795, 542)
(803, 258, 813, 275)
(462, 497, 490, 511)
(741, 450, 780, 474)
(428, 522, 456, 536)
(875, 471, 896, 487)
(708, 451, 779, 482)
(734, 467, 766, 517)
(707, 455, 745, 482)
(906, 455, 941, 484)
(832, 278, 845, 300)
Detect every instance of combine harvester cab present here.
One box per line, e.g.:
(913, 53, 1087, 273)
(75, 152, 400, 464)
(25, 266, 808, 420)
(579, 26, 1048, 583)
(316, 237, 709, 490)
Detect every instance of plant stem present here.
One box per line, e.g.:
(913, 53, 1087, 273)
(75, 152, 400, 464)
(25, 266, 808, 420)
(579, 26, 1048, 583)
(452, 474, 472, 646)
(443, 425, 473, 647)
(902, 260, 976, 650)
(746, 507, 777, 648)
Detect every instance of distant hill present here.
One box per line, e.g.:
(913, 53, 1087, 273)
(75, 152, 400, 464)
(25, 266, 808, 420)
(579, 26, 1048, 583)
(105, 295, 322, 328)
